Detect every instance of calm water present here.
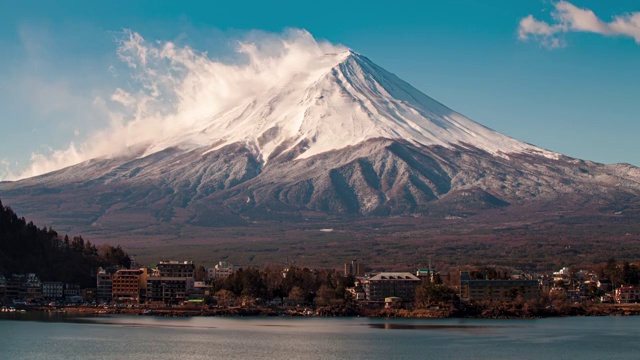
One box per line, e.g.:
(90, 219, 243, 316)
(1, 314, 639, 359)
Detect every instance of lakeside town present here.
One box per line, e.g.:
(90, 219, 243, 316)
(3, 166, 640, 319)
(2, 257, 640, 318)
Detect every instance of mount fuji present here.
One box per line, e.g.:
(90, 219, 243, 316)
(1, 50, 640, 249)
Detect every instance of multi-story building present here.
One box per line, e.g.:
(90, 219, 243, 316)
(459, 272, 540, 302)
(146, 277, 194, 304)
(5, 275, 23, 301)
(81, 288, 97, 303)
(112, 269, 148, 303)
(22, 274, 43, 303)
(145, 261, 196, 304)
(190, 281, 209, 300)
(362, 272, 421, 302)
(157, 261, 195, 278)
(96, 268, 113, 303)
(0, 275, 6, 300)
(344, 259, 366, 277)
(64, 284, 81, 300)
(207, 261, 237, 280)
(0, 274, 41, 303)
(42, 282, 64, 300)
(24, 285, 43, 303)
(553, 267, 571, 286)
(615, 286, 640, 304)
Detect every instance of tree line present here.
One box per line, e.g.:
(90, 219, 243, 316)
(209, 265, 356, 306)
(599, 258, 640, 286)
(0, 200, 131, 287)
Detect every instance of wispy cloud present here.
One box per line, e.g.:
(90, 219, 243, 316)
(11, 29, 346, 180)
(518, 1, 640, 49)
(0, 159, 16, 181)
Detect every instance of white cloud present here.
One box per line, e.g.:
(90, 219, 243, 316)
(518, 1, 640, 49)
(12, 29, 347, 180)
(0, 160, 16, 181)
(518, 15, 567, 49)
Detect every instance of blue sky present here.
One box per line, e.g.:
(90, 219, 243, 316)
(0, 0, 639, 179)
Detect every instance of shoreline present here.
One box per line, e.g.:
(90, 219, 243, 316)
(13, 303, 640, 319)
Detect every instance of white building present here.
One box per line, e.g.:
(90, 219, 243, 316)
(553, 267, 570, 283)
(207, 261, 238, 280)
(615, 286, 640, 304)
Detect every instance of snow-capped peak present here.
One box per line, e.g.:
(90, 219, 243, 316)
(180, 50, 557, 161)
(151, 49, 557, 163)
(10, 31, 557, 181)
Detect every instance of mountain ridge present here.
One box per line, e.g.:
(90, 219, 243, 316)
(1, 51, 639, 247)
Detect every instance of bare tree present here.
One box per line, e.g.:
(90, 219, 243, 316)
(214, 289, 235, 308)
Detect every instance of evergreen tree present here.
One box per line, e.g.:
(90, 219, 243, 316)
(0, 199, 131, 287)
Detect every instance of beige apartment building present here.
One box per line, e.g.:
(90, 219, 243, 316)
(111, 269, 149, 303)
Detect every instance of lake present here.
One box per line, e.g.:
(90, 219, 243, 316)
(1, 314, 639, 359)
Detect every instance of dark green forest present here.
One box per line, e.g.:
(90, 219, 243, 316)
(0, 199, 131, 287)
(208, 265, 356, 306)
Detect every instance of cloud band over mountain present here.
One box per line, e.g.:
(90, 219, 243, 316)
(10, 29, 346, 180)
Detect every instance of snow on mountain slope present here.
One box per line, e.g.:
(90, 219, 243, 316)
(9, 28, 562, 182)
(3, 31, 640, 243)
(142, 50, 558, 164)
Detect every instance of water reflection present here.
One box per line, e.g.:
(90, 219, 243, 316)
(1, 315, 640, 359)
(369, 322, 525, 334)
